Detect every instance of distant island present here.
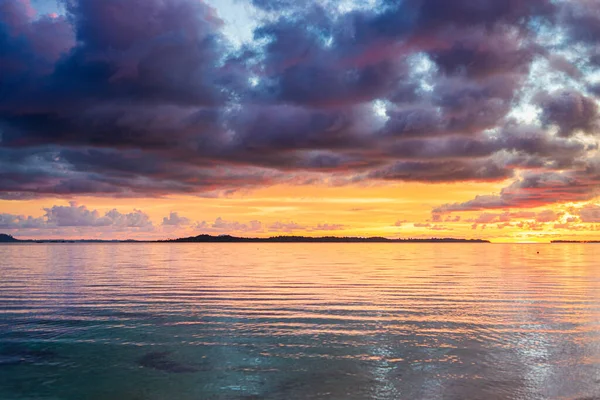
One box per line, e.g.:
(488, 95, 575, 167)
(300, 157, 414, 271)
(167, 234, 489, 243)
(551, 240, 600, 243)
(0, 233, 489, 244)
(0, 234, 19, 243)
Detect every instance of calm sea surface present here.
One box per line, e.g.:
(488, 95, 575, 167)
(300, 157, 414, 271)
(1, 243, 599, 400)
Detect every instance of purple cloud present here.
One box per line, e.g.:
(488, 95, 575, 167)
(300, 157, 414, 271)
(469, 210, 561, 225)
(312, 223, 345, 231)
(269, 221, 306, 233)
(194, 217, 263, 233)
(0, 0, 597, 210)
(162, 212, 191, 227)
(0, 201, 154, 231)
(45, 202, 153, 228)
(434, 167, 600, 214)
(0, 213, 46, 229)
(537, 90, 599, 137)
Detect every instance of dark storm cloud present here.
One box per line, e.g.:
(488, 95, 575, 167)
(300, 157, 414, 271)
(428, 27, 534, 79)
(367, 159, 512, 183)
(0, 0, 75, 80)
(382, 123, 588, 166)
(0, 0, 598, 204)
(560, 0, 600, 44)
(537, 91, 599, 138)
(54, 0, 234, 106)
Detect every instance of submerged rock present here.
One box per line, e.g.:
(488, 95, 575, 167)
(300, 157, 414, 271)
(137, 351, 199, 373)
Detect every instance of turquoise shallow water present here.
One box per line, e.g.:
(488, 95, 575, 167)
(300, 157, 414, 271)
(1, 243, 599, 400)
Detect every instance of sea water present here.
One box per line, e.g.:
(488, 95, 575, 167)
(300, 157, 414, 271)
(1, 243, 599, 399)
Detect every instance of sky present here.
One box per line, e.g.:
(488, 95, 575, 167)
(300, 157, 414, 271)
(1, 0, 600, 243)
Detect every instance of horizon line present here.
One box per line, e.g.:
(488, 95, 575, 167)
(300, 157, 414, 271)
(0, 233, 490, 243)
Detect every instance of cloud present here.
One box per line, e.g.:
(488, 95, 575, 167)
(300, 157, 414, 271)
(578, 204, 600, 223)
(0, 0, 597, 211)
(445, 215, 461, 222)
(414, 222, 452, 231)
(537, 91, 599, 137)
(0, 214, 46, 229)
(194, 217, 263, 233)
(268, 221, 345, 232)
(561, 0, 600, 45)
(535, 209, 562, 223)
(0, 202, 153, 231)
(434, 168, 600, 214)
(312, 223, 345, 231)
(269, 221, 306, 232)
(469, 210, 561, 225)
(429, 225, 452, 231)
(162, 212, 191, 227)
(366, 159, 512, 183)
(0, 201, 350, 237)
(45, 202, 154, 228)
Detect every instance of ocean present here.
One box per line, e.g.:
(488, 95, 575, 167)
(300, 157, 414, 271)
(1, 243, 599, 399)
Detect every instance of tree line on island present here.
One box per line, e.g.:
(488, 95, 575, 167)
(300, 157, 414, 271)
(0, 233, 489, 243)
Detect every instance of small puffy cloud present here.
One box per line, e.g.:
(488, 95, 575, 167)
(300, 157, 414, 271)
(0, 214, 46, 229)
(195, 218, 263, 233)
(269, 221, 306, 232)
(578, 204, 600, 223)
(0, 202, 154, 232)
(44, 202, 153, 228)
(469, 209, 560, 225)
(268, 221, 345, 232)
(312, 223, 345, 231)
(414, 223, 452, 231)
(445, 216, 461, 222)
(535, 209, 562, 223)
(162, 212, 191, 227)
(44, 202, 103, 227)
(429, 225, 453, 231)
(414, 223, 431, 228)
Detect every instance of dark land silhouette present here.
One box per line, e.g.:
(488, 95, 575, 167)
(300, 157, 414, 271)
(551, 240, 600, 243)
(0, 233, 489, 243)
(169, 234, 489, 243)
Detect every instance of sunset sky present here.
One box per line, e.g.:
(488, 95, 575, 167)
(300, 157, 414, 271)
(1, 0, 600, 242)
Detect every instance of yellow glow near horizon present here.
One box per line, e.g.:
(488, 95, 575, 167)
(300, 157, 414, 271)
(2, 179, 600, 243)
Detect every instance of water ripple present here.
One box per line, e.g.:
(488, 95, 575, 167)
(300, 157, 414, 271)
(1, 243, 600, 399)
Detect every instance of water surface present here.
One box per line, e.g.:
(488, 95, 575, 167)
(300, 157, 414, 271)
(1, 243, 599, 399)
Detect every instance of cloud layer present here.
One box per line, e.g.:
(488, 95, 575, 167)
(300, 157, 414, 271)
(0, 202, 153, 230)
(0, 202, 348, 237)
(0, 0, 598, 217)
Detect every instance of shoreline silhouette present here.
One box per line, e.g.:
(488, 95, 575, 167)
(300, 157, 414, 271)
(0, 233, 489, 244)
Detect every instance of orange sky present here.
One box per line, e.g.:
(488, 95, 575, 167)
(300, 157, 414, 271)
(3, 179, 600, 243)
